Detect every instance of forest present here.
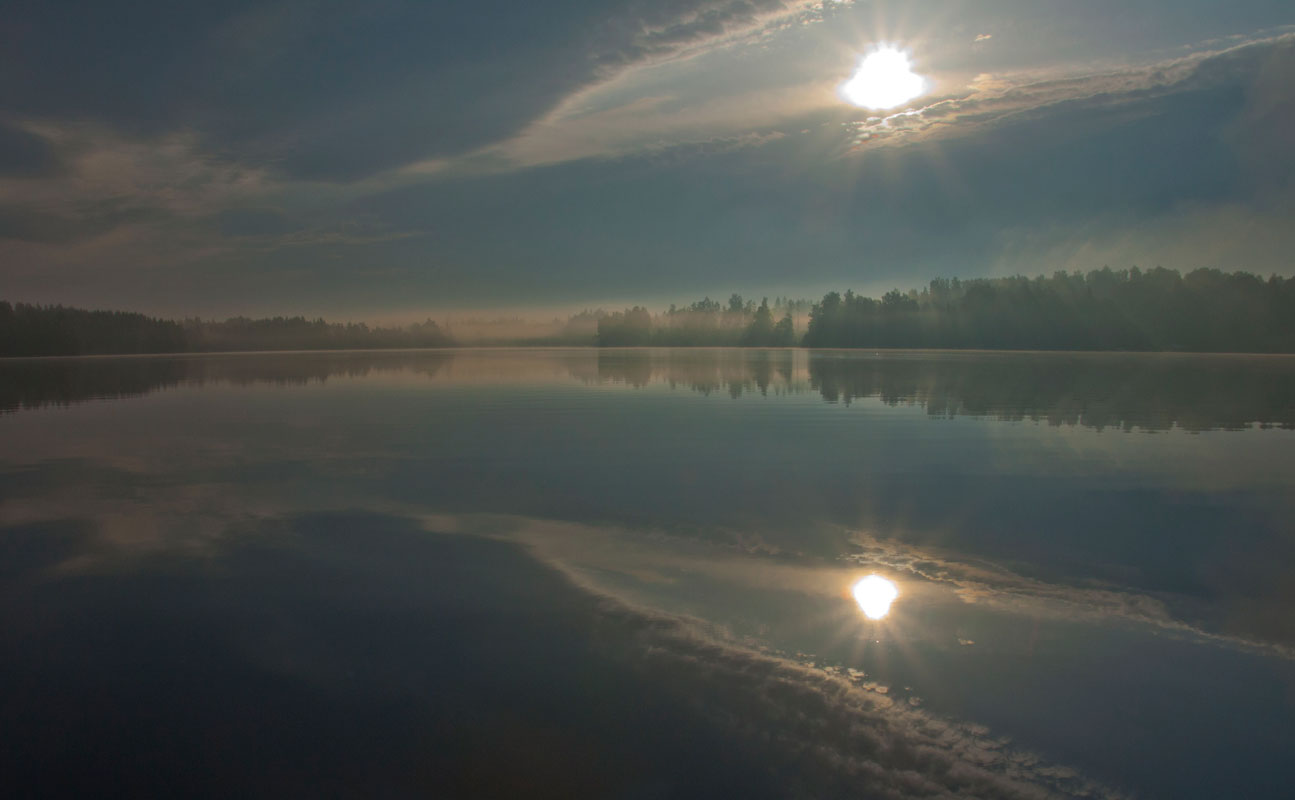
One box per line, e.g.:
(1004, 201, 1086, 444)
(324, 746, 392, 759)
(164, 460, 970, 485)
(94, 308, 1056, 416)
(799, 268, 1295, 352)
(596, 296, 804, 347)
(0, 302, 452, 357)
(598, 268, 1295, 352)
(4, 268, 1294, 356)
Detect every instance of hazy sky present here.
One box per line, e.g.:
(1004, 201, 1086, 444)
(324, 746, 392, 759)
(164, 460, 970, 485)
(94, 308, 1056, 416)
(1, 1, 1292, 318)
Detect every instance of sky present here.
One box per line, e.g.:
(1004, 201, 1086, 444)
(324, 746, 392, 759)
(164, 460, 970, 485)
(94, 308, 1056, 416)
(1, 0, 1292, 320)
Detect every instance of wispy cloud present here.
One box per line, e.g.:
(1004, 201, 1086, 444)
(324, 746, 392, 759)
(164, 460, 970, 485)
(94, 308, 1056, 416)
(0, 123, 270, 244)
(843, 32, 1294, 150)
(587, 0, 840, 71)
(3, 6, 1292, 311)
(431, 30, 1295, 176)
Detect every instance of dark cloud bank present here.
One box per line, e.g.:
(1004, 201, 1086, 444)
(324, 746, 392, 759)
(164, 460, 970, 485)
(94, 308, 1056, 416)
(0, 0, 811, 181)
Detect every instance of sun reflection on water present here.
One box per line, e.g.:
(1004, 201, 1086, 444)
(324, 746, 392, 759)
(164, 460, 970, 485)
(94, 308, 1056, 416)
(852, 575, 899, 620)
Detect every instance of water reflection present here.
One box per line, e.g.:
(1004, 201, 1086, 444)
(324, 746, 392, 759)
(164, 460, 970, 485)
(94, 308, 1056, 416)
(0, 350, 453, 413)
(2, 348, 1293, 798)
(852, 575, 899, 620)
(4, 348, 1293, 432)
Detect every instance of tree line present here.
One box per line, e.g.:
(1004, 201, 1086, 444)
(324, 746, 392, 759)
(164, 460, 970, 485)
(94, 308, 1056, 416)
(594, 268, 1295, 352)
(0, 301, 452, 357)
(801, 268, 1295, 352)
(5, 268, 1295, 356)
(597, 295, 801, 347)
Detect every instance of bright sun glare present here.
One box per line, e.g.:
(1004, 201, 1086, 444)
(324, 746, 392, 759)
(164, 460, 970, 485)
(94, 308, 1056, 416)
(852, 575, 899, 620)
(840, 47, 926, 110)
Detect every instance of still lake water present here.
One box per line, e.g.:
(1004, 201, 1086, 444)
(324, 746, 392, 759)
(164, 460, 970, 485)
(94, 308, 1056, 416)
(2, 348, 1293, 798)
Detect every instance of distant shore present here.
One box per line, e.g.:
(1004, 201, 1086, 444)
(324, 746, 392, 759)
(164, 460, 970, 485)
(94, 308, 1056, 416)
(5, 267, 1294, 356)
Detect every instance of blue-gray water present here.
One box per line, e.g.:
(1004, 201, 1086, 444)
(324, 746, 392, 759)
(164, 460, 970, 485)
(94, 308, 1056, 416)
(2, 348, 1293, 798)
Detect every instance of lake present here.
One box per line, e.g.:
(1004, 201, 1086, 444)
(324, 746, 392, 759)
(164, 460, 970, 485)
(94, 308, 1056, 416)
(2, 348, 1293, 798)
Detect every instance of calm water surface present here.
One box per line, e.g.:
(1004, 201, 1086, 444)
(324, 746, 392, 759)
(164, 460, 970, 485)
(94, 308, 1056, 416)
(2, 348, 1293, 798)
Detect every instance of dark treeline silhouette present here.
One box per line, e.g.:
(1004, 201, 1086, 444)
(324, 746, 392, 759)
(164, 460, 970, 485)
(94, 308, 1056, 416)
(590, 269, 1295, 351)
(0, 301, 453, 357)
(802, 268, 1295, 352)
(0, 351, 452, 413)
(187, 316, 452, 353)
(8, 267, 1295, 354)
(0, 302, 188, 356)
(597, 295, 803, 347)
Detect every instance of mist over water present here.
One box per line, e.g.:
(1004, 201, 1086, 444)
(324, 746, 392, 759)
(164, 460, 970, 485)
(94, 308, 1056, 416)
(2, 348, 1293, 798)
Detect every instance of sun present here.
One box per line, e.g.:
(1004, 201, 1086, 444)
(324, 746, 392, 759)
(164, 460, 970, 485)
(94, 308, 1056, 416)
(840, 46, 927, 110)
(852, 575, 899, 620)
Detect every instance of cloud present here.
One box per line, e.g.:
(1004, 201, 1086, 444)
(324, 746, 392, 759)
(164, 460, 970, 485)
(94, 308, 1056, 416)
(587, 0, 829, 69)
(0, 0, 841, 261)
(0, 121, 63, 178)
(3, 11, 1294, 312)
(12, 0, 839, 182)
(443, 30, 1295, 179)
(845, 32, 1295, 151)
(0, 2, 833, 184)
(486, 88, 808, 169)
(0, 125, 270, 232)
(0, 205, 129, 245)
(214, 208, 302, 238)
